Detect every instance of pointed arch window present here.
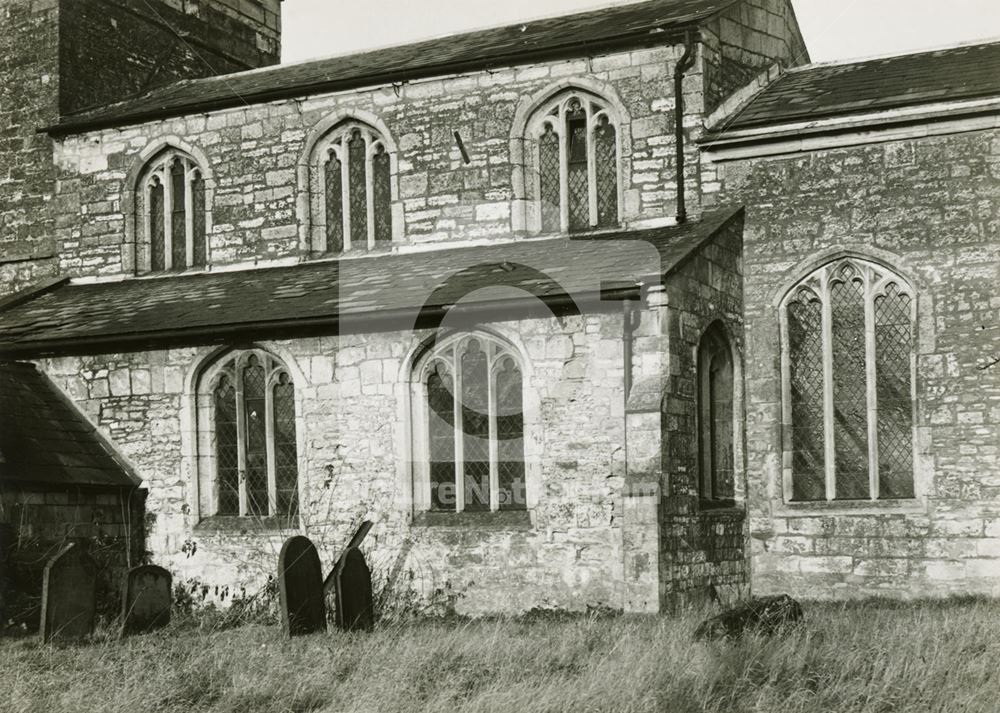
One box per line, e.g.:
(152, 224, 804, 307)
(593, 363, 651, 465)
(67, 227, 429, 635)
(138, 150, 207, 273)
(210, 350, 299, 518)
(698, 324, 735, 504)
(781, 258, 916, 502)
(417, 334, 525, 513)
(317, 123, 393, 254)
(529, 92, 620, 234)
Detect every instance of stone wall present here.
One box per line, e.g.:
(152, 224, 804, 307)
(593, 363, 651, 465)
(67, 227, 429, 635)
(38, 309, 644, 614)
(50, 42, 709, 278)
(700, 0, 809, 116)
(707, 127, 1000, 598)
(660, 215, 748, 603)
(59, 0, 282, 115)
(0, 0, 60, 296)
(0, 0, 281, 297)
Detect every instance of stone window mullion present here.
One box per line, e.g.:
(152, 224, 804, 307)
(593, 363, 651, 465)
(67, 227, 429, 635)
(558, 104, 570, 233)
(586, 104, 598, 228)
(184, 161, 195, 268)
(863, 268, 881, 500)
(453, 351, 465, 513)
(487, 347, 500, 512)
(340, 136, 352, 251)
(819, 272, 837, 501)
(163, 162, 174, 271)
(235, 356, 248, 517)
(265, 363, 278, 517)
(365, 134, 376, 250)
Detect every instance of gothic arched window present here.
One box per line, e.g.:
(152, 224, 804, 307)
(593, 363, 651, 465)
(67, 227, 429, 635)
(315, 122, 393, 254)
(208, 350, 298, 518)
(781, 258, 916, 502)
(528, 91, 620, 234)
(138, 149, 207, 273)
(417, 334, 525, 513)
(698, 324, 735, 503)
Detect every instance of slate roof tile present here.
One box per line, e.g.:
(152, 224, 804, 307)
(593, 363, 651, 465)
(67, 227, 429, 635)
(0, 362, 137, 488)
(720, 40, 1000, 131)
(0, 208, 743, 357)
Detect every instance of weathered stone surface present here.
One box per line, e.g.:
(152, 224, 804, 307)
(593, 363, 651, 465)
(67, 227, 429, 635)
(40, 541, 97, 643)
(121, 564, 172, 636)
(694, 594, 804, 641)
(278, 536, 326, 637)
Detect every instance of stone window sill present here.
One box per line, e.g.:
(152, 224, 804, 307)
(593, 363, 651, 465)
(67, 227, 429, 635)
(195, 515, 298, 533)
(412, 510, 532, 530)
(773, 498, 925, 517)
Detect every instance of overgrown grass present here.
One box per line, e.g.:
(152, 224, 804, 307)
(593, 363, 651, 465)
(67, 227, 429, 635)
(2, 599, 998, 713)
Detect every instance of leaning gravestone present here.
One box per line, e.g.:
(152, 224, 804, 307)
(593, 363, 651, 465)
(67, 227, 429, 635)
(331, 521, 375, 632)
(278, 535, 326, 637)
(40, 541, 97, 643)
(121, 564, 172, 636)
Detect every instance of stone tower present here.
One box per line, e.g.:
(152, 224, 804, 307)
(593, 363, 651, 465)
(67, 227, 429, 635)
(0, 0, 282, 295)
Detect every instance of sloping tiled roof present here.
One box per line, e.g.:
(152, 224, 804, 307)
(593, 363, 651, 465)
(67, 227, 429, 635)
(0, 207, 743, 358)
(46, 0, 734, 135)
(717, 41, 1000, 132)
(0, 362, 137, 488)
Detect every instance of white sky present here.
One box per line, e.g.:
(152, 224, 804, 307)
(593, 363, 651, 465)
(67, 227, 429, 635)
(280, 0, 1000, 65)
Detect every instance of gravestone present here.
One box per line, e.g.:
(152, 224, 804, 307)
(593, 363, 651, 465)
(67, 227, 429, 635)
(694, 594, 804, 641)
(121, 564, 172, 636)
(278, 535, 326, 637)
(331, 521, 375, 632)
(40, 541, 97, 643)
(0, 524, 13, 622)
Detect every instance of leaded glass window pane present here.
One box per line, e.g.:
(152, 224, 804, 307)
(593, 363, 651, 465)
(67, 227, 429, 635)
(461, 340, 490, 512)
(348, 131, 368, 250)
(214, 374, 239, 516)
(495, 357, 525, 511)
(243, 356, 268, 516)
(170, 160, 187, 270)
(192, 172, 207, 267)
(788, 296, 825, 501)
(566, 114, 589, 232)
(373, 148, 392, 244)
(539, 127, 561, 233)
(710, 351, 735, 499)
(421, 336, 526, 514)
(149, 180, 165, 272)
(273, 373, 298, 517)
(831, 276, 869, 500)
(875, 285, 915, 498)
(784, 259, 916, 502)
(594, 118, 618, 228)
(325, 153, 344, 254)
(427, 363, 456, 511)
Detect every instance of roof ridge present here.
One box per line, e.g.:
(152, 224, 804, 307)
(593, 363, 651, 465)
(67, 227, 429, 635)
(788, 36, 1000, 73)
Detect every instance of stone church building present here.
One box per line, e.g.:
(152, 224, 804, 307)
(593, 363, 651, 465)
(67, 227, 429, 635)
(0, 0, 998, 613)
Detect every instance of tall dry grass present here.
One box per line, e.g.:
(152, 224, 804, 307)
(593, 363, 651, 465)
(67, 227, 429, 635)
(2, 599, 998, 713)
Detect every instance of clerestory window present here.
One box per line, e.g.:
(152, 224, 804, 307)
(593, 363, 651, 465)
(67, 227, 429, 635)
(529, 91, 620, 234)
(138, 149, 207, 273)
(315, 122, 393, 254)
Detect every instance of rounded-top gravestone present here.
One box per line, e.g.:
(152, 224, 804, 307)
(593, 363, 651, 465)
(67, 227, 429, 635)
(121, 564, 172, 636)
(278, 535, 326, 637)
